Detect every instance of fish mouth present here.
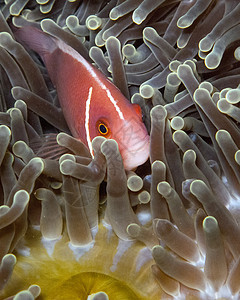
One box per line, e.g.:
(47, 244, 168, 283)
(121, 135, 150, 171)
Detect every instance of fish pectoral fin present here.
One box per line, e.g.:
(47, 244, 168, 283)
(30, 133, 71, 160)
(132, 103, 143, 120)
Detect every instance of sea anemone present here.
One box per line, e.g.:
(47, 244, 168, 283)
(0, 0, 240, 299)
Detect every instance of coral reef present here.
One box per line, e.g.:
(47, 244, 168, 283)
(0, 0, 240, 299)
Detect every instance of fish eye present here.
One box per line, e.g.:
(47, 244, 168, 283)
(98, 123, 109, 135)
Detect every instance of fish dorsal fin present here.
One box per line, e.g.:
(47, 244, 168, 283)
(30, 133, 71, 160)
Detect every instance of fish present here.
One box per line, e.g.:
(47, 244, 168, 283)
(15, 26, 150, 170)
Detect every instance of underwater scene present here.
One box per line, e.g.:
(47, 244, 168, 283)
(0, 0, 240, 299)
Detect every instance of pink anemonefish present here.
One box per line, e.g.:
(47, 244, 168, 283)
(15, 26, 150, 170)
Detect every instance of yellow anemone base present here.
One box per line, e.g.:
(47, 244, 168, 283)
(49, 272, 142, 299)
(1, 223, 162, 299)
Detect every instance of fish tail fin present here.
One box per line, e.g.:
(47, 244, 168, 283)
(14, 26, 57, 60)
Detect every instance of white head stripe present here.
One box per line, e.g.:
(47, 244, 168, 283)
(85, 87, 93, 157)
(58, 40, 125, 120)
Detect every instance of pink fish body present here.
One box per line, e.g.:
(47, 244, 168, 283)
(16, 27, 150, 170)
